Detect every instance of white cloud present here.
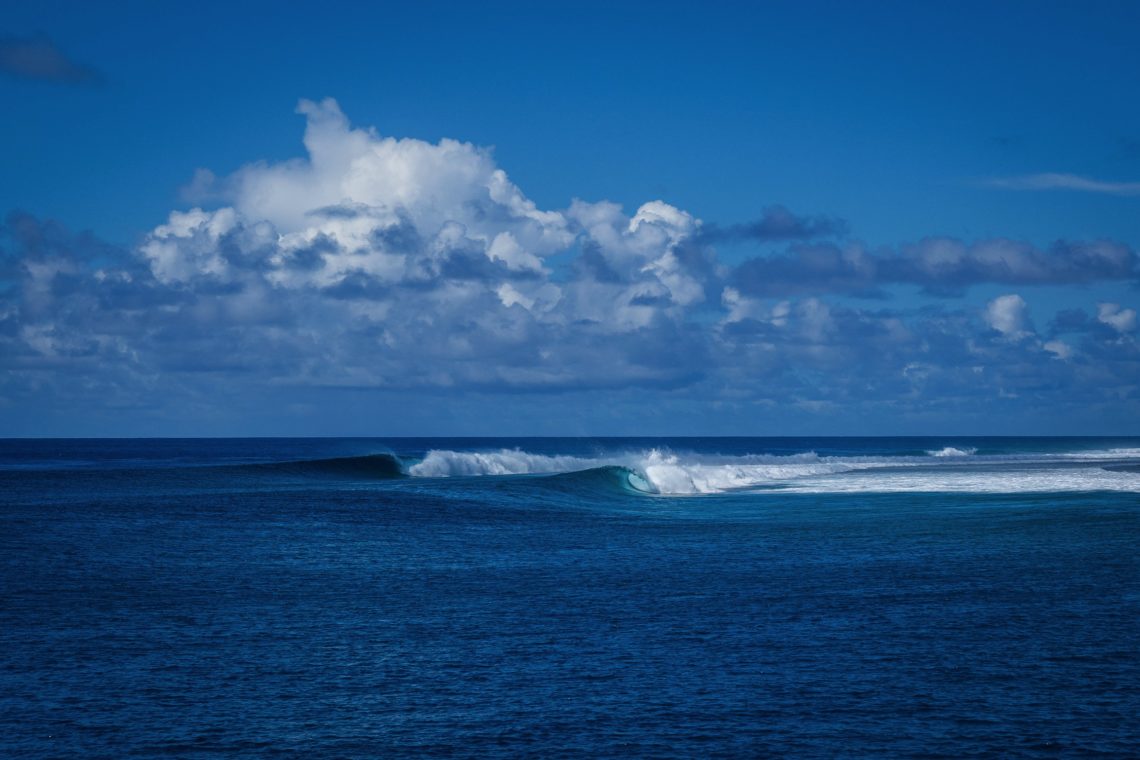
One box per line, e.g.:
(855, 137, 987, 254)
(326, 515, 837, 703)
(140, 100, 719, 332)
(140, 207, 239, 284)
(629, 200, 697, 240)
(720, 288, 791, 326)
(122, 100, 732, 390)
(149, 98, 577, 292)
(495, 283, 532, 310)
(796, 298, 834, 342)
(1097, 302, 1137, 333)
(1043, 340, 1073, 360)
(7, 102, 1140, 431)
(487, 232, 545, 274)
(984, 294, 1031, 338)
(721, 287, 762, 324)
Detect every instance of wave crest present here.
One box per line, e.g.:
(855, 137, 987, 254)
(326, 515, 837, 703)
(408, 449, 600, 477)
(406, 447, 869, 495)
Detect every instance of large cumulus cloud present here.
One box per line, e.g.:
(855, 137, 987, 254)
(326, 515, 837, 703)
(2, 99, 1138, 431)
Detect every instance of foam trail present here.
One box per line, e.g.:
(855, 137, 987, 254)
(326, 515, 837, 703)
(783, 467, 1140, 494)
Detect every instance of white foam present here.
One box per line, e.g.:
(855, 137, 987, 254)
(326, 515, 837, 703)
(408, 449, 601, 477)
(633, 449, 870, 495)
(926, 446, 977, 457)
(405, 447, 889, 494)
(781, 467, 1140, 494)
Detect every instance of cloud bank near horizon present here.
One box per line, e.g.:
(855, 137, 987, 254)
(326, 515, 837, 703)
(2, 99, 1138, 432)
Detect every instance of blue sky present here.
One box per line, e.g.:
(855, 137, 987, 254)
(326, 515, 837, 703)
(2, 0, 1139, 435)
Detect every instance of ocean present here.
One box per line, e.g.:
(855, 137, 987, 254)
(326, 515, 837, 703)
(2, 437, 1138, 757)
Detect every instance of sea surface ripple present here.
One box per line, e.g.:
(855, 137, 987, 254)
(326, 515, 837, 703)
(2, 437, 1138, 757)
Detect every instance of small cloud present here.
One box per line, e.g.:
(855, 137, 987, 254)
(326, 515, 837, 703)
(0, 33, 102, 85)
(1043, 340, 1073, 361)
(984, 293, 1032, 339)
(1097, 302, 1137, 333)
(986, 172, 1140, 196)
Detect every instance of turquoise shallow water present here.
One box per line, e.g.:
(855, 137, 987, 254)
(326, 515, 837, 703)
(2, 438, 1139, 756)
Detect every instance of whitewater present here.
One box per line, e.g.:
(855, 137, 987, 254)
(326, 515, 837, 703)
(404, 444, 1140, 495)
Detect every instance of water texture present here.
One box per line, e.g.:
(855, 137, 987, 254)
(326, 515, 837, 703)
(2, 438, 1138, 757)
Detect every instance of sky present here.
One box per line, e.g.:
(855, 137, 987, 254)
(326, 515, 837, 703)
(1, 0, 1139, 436)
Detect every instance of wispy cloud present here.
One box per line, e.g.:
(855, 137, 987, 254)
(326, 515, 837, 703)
(0, 33, 102, 85)
(987, 172, 1140, 196)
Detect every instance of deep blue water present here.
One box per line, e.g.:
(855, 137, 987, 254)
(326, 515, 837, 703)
(2, 437, 1139, 757)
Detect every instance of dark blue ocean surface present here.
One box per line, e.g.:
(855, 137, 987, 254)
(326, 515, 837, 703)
(2, 438, 1139, 757)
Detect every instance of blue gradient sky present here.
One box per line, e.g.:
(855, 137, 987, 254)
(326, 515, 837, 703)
(2, 1, 1139, 435)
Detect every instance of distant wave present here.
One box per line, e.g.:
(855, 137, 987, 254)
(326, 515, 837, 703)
(1059, 447, 1140, 460)
(926, 446, 977, 457)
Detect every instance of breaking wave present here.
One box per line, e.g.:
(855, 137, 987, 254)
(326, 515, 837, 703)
(408, 449, 599, 477)
(402, 446, 1140, 496)
(633, 449, 870, 495)
(406, 447, 875, 494)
